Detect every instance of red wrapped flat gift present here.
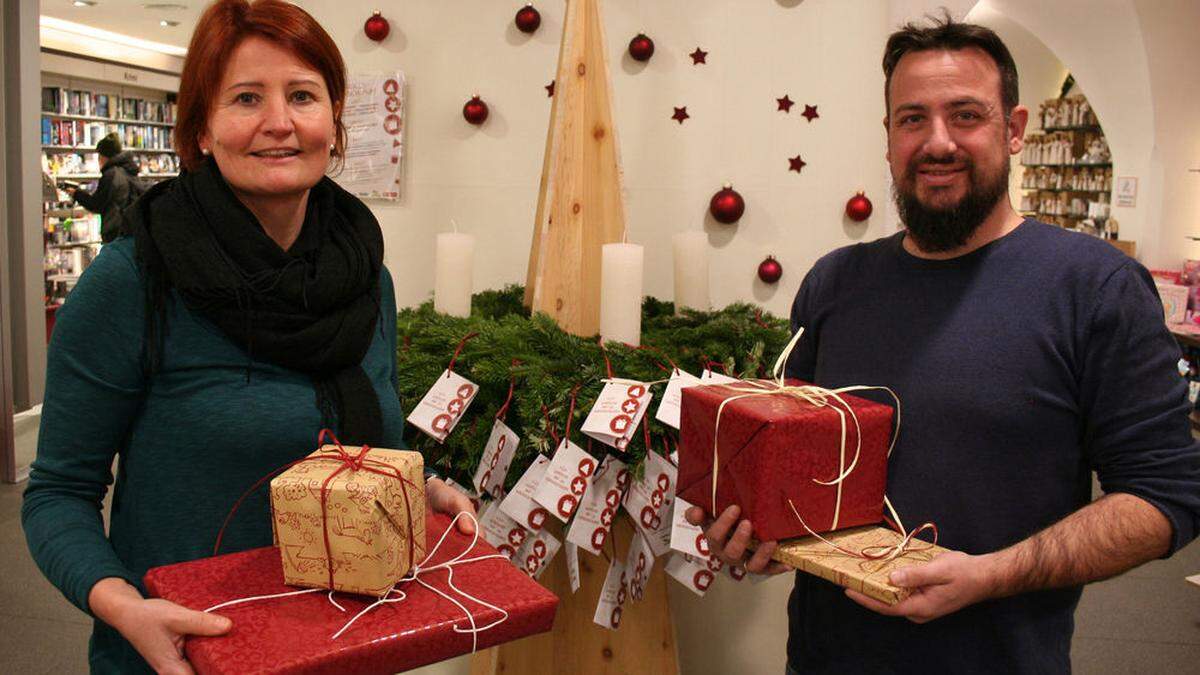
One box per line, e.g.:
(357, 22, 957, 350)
(676, 380, 895, 541)
(144, 511, 558, 675)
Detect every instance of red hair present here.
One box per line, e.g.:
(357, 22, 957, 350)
(174, 0, 347, 171)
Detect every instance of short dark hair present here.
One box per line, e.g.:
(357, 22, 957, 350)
(882, 12, 1019, 117)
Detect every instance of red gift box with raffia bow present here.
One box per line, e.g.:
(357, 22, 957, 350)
(676, 379, 895, 542)
(143, 511, 559, 675)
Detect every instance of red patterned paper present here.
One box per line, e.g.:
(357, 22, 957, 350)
(144, 511, 558, 675)
(676, 381, 893, 541)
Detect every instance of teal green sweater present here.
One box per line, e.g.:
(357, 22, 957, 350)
(22, 237, 408, 673)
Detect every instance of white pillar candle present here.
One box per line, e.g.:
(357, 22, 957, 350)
(672, 231, 710, 313)
(600, 242, 644, 346)
(434, 232, 475, 317)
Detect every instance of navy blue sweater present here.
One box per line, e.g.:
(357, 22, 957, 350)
(784, 220, 1200, 674)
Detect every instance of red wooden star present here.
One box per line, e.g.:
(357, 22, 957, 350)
(776, 95, 794, 112)
(801, 104, 819, 122)
(545, 80, 555, 97)
(689, 48, 708, 65)
(789, 155, 807, 173)
(671, 106, 690, 124)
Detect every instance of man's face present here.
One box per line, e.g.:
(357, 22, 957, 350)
(885, 47, 1027, 252)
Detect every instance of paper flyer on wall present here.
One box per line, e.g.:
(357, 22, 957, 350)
(339, 71, 405, 201)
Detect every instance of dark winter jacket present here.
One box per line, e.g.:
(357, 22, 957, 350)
(73, 152, 142, 243)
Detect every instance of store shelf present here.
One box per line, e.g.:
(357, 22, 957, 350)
(1022, 163, 1113, 168)
(45, 208, 88, 218)
(1020, 187, 1110, 194)
(53, 172, 177, 181)
(44, 145, 174, 154)
(48, 241, 102, 249)
(41, 111, 175, 128)
(46, 274, 81, 283)
(1039, 125, 1104, 132)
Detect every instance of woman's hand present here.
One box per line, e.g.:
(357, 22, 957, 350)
(89, 577, 232, 675)
(426, 477, 478, 534)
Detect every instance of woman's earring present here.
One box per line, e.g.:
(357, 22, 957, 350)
(329, 143, 336, 153)
(201, 147, 211, 156)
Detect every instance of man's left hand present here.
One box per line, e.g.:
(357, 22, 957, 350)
(425, 478, 477, 535)
(844, 551, 997, 623)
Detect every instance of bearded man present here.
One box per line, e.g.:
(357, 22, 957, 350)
(688, 15, 1200, 674)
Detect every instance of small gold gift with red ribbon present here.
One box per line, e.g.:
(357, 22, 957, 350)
(269, 435, 427, 597)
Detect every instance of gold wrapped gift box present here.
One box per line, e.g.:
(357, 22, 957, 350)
(772, 525, 949, 605)
(270, 445, 427, 597)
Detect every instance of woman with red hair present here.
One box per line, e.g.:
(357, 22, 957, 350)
(22, 2, 473, 672)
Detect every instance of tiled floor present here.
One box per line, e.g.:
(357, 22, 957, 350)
(2, 477, 1198, 674)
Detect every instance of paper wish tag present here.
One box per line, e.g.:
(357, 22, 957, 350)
(531, 440, 598, 522)
(406, 370, 479, 442)
(670, 497, 710, 558)
(654, 368, 701, 429)
(478, 502, 528, 561)
(565, 455, 630, 555)
(498, 455, 552, 531)
(581, 380, 653, 451)
(625, 530, 655, 603)
(626, 450, 676, 538)
(645, 479, 675, 559)
(665, 552, 721, 596)
(472, 418, 519, 499)
(699, 369, 739, 385)
(566, 543, 581, 594)
(516, 527, 561, 579)
(592, 559, 629, 630)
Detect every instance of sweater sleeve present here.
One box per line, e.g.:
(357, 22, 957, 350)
(21, 241, 148, 615)
(73, 171, 113, 214)
(1080, 261, 1200, 556)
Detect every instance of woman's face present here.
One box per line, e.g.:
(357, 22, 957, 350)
(200, 36, 336, 199)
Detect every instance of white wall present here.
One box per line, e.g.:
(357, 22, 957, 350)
(296, 0, 895, 319)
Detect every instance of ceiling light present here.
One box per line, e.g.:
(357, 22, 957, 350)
(39, 15, 187, 56)
(160, 19, 179, 27)
(72, 0, 96, 7)
(145, 3, 188, 9)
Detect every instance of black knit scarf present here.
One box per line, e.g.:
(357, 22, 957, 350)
(128, 158, 385, 445)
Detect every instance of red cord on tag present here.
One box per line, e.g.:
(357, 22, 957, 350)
(446, 331, 480, 375)
(599, 339, 614, 380)
(495, 359, 521, 421)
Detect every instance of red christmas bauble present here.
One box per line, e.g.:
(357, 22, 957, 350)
(515, 4, 541, 33)
(709, 184, 745, 224)
(364, 11, 390, 42)
(629, 33, 655, 62)
(758, 256, 783, 284)
(845, 191, 873, 222)
(463, 95, 489, 125)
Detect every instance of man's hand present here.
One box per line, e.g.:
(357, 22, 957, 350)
(426, 477, 477, 534)
(844, 551, 998, 623)
(685, 504, 790, 575)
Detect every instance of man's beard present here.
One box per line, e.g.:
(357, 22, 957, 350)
(893, 152, 1009, 253)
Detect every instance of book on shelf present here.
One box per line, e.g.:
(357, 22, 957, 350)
(41, 87, 176, 124)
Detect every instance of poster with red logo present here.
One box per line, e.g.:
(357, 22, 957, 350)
(405, 369, 478, 442)
(340, 72, 405, 201)
(531, 440, 597, 523)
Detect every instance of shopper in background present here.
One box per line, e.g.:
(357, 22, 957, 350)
(22, 1, 474, 673)
(68, 132, 143, 242)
